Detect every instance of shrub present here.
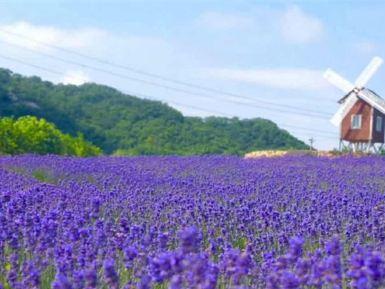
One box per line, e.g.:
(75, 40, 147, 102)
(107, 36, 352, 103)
(0, 116, 101, 156)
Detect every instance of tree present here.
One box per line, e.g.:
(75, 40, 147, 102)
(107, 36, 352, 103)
(0, 116, 101, 156)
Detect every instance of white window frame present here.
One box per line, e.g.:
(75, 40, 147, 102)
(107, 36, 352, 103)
(376, 116, 383, 132)
(351, 114, 362, 129)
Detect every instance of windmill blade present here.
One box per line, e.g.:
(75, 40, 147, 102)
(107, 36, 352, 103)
(358, 89, 385, 114)
(355, 56, 383, 88)
(324, 69, 355, 93)
(330, 94, 358, 127)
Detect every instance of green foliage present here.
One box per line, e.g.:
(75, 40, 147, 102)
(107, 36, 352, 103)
(0, 68, 307, 155)
(0, 116, 101, 156)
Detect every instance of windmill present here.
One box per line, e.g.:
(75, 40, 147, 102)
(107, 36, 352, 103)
(324, 56, 385, 153)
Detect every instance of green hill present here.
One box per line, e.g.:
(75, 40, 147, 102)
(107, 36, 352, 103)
(0, 68, 307, 155)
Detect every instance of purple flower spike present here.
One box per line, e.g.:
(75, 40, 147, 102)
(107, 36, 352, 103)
(178, 226, 202, 254)
(325, 236, 342, 256)
(84, 268, 98, 289)
(103, 259, 119, 289)
(52, 273, 73, 289)
(288, 236, 304, 260)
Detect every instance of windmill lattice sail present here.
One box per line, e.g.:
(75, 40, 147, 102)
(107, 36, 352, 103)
(355, 56, 383, 88)
(330, 94, 358, 127)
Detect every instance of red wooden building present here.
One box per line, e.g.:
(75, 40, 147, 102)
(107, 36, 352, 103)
(339, 89, 385, 152)
(324, 57, 385, 153)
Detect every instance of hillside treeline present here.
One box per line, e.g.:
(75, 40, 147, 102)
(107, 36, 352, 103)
(0, 68, 307, 155)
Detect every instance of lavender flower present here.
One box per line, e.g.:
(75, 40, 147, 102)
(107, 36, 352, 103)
(0, 155, 385, 288)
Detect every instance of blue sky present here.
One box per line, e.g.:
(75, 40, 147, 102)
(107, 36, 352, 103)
(0, 0, 385, 149)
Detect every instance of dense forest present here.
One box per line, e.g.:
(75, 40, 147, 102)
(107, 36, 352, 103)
(0, 68, 307, 155)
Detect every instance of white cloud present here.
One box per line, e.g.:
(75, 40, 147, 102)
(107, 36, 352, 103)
(0, 21, 106, 51)
(354, 41, 377, 54)
(205, 68, 328, 91)
(0, 21, 181, 85)
(196, 11, 254, 30)
(196, 6, 324, 43)
(280, 6, 324, 44)
(61, 70, 90, 85)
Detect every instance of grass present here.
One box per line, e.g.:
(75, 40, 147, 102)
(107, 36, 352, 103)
(31, 169, 58, 184)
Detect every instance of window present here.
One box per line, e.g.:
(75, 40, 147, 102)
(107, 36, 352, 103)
(376, 116, 383, 132)
(351, 114, 362, 129)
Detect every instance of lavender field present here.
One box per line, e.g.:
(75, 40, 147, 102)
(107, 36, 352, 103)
(1, 155, 385, 289)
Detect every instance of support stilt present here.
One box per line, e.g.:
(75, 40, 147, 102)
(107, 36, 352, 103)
(339, 140, 383, 154)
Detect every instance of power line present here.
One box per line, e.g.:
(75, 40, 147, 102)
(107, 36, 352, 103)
(0, 29, 333, 117)
(0, 39, 331, 118)
(129, 91, 337, 139)
(129, 91, 336, 136)
(0, 47, 330, 120)
(161, 100, 337, 140)
(0, 54, 61, 75)
(0, 54, 336, 140)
